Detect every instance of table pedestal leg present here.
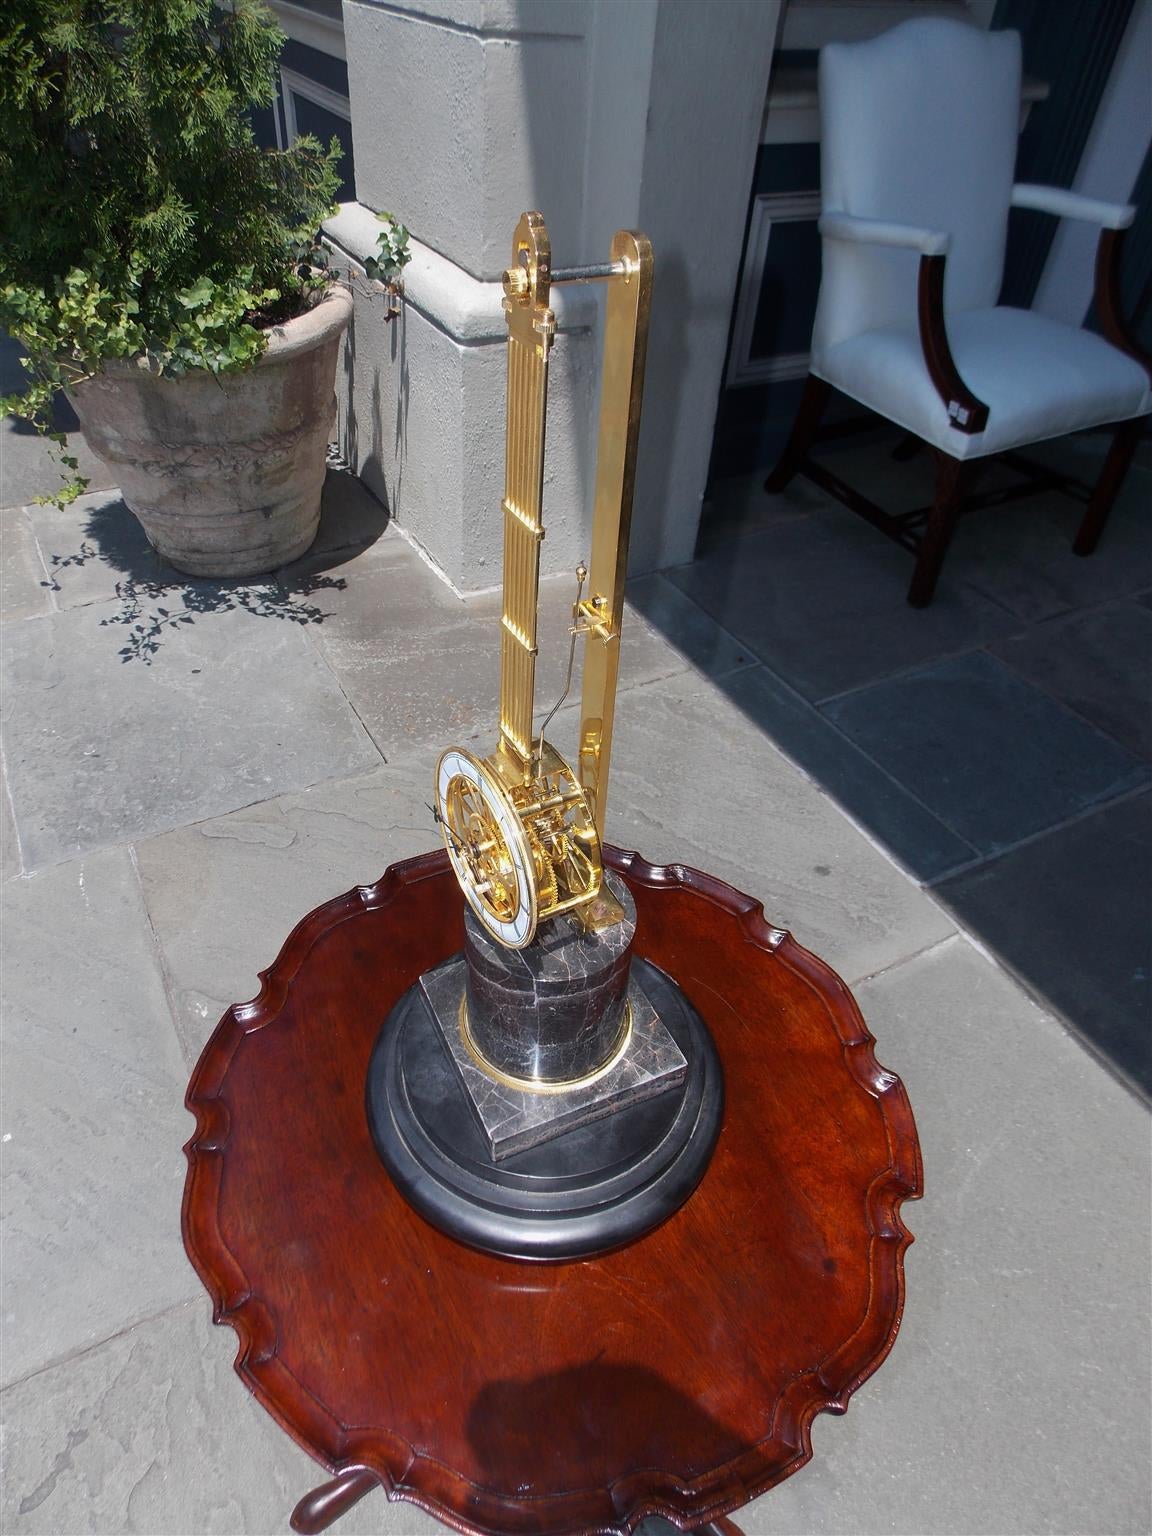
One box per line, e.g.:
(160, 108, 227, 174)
(289, 1476, 747, 1536)
(636, 1515, 746, 1535)
(290, 1467, 380, 1533)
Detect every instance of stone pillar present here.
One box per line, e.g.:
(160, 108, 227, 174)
(324, 202, 598, 591)
(331, 0, 778, 591)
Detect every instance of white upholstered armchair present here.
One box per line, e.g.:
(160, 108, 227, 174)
(766, 17, 1151, 607)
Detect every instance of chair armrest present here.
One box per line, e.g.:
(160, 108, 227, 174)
(819, 212, 950, 257)
(820, 211, 986, 433)
(1008, 184, 1148, 378)
(1095, 228, 1152, 382)
(1011, 184, 1134, 230)
(917, 255, 990, 435)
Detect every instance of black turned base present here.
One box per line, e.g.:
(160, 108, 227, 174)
(365, 958, 724, 1261)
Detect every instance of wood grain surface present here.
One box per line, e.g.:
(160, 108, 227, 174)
(182, 848, 923, 1535)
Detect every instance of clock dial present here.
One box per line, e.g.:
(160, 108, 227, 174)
(436, 748, 537, 948)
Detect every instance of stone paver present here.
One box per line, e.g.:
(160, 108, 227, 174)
(0, 336, 119, 511)
(665, 508, 1015, 703)
(743, 936, 1151, 1536)
(304, 532, 689, 755)
(718, 661, 974, 881)
(134, 759, 434, 1063)
(626, 572, 757, 678)
(0, 420, 118, 514)
(1, 770, 19, 881)
(19, 471, 389, 616)
(822, 651, 1148, 857)
(24, 491, 165, 609)
(1, 848, 198, 1389)
(133, 666, 955, 1066)
(802, 432, 1152, 626)
(2, 596, 381, 870)
(0, 1301, 441, 1536)
(696, 464, 831, 550)
(307, 464, 391, 557)
(1, 508, 52, 622)
(675, 454, 1152, 1095)
(990, 597, 1152, 762)
(938, 789, 1152, 1096)
(946, 478, 1152, 625)
(601, 669, 956, 983)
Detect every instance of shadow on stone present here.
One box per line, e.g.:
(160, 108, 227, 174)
(936, 791, 1152, 1099)
(654, 437, 1152, 1096)
(41, 495, 160, 587)
(97, 569, 352, 664)
(33, 466, 393, 663)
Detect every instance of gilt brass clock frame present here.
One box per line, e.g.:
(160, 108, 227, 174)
(436, 212, 653, 949)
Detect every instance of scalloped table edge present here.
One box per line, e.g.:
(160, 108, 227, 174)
(182, 846, 923, 1536)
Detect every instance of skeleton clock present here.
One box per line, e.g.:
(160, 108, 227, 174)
(367, 213, 722, 1263)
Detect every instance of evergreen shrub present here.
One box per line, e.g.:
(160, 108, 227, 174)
(0, 0, 342, 501)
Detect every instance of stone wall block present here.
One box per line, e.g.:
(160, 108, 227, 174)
(344, 0, 590, 280)
(333, 276, 597, 592)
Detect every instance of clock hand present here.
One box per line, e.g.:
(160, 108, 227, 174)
(428, 800, 467, 858)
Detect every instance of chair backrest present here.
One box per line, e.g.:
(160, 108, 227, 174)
(813, 18, 1021, 357)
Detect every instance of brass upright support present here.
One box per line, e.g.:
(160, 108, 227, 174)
(498, 212, 555, 773)
(577, 231, 654, 839)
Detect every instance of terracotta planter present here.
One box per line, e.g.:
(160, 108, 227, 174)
(67, 285, 353, 578)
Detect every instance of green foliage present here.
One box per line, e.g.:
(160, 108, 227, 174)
(0, 0, 343, 503)
(365, 212, 412, 287)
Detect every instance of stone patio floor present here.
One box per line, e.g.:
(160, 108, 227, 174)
(640, 426, 1152, 1099)
(1, 419, 1150, 1534)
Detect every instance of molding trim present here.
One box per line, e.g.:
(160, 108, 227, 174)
(781, 0, 996, 49)
(341, 0, 587, 41)
(322, 201, 598, 345)
(269, 0, 347, 60)
(762, 66, 1049, 146)
(727, 192, 821, 388)
(279, 67, 351, 145)
(735, 351, 812, 387)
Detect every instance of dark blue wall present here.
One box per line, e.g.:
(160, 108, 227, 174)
(250, 37, 355, 203)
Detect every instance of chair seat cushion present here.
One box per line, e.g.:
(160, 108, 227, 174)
(817, 306, 1151, 458)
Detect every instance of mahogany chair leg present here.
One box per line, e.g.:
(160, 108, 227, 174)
(907, 451, 970, 608)
(764, 374, 831, 493)
(1072, 416, 1144, 556)
(290, 1467, 380, 1534)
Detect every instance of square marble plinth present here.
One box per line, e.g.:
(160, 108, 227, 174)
(421, 959, 688, 1162)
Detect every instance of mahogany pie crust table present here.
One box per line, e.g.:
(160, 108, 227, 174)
(181, 848, 923, 1536)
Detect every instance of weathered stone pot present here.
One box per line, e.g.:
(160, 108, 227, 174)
(67, 284, 352, 577)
